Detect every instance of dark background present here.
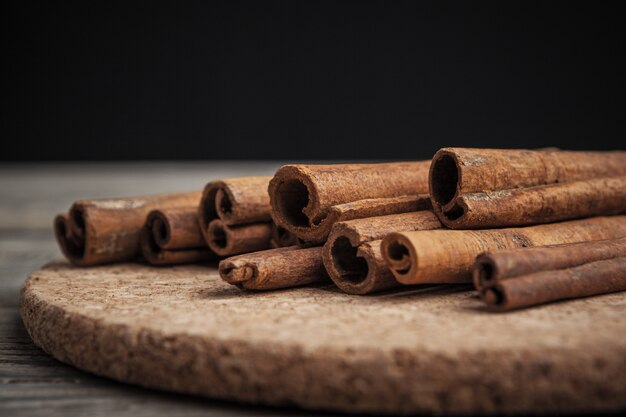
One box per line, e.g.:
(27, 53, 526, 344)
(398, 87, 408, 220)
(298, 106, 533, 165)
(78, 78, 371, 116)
(3, 1, 625, 161)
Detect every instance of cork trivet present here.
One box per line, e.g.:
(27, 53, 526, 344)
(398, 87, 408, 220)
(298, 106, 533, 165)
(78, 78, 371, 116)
(20, 262, 626, 415)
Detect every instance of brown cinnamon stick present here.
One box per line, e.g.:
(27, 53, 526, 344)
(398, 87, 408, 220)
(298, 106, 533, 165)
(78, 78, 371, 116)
(381, 216, 626, 284)
(473, 237, 626, 292)
(481, 257, 626, 311)
(429, 148, 626, 229)
(198, 176, 272, 232)
(54, 192, 202, 266)
(269, 162, 431, 242)
(206, 219, 272, 257)
(197, 176, 275, 257)
(140, 207, 215, 265)
(323, 210, 442, 294)
(219, 246, 329, 290)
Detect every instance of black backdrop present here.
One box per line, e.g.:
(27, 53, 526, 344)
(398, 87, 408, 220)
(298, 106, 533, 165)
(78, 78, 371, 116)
(4, 1, 625, 161)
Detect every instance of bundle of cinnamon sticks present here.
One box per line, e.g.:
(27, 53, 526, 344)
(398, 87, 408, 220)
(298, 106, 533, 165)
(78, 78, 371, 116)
(54, 147, 626, 311)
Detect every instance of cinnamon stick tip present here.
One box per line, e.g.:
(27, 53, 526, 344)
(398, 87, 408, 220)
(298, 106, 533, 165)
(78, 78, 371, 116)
(53, 213, 69, 236)
(147, 210, 171, 247)
(324, 234, 369, 287)
(381, 234, 412, 275)
(219, 261, 256, 283)
(472, 255, 498, 291)
(269, 166, 318, 230)
(215, 187, 234, 220)
(429, 149, 461, 207)
(68, 204, 87, 238)
(198, 180, 225, 231)
(207, 219, 229, 253)
(53, 213, 86, 264)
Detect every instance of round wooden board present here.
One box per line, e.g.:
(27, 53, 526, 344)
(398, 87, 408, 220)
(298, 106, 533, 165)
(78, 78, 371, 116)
(20, 261, 626, 415)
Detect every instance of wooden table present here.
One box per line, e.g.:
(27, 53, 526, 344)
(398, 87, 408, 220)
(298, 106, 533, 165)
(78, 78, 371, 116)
(0, 162, 328, 416)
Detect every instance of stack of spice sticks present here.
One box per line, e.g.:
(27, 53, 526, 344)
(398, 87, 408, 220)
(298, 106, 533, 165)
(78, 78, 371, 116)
(54, 147, 626, 311)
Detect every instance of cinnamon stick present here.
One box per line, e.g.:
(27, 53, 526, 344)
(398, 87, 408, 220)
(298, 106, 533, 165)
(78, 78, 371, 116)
(323, 210, 442, 294)
(219, 246, 329, 290)
(481, 257, 626, 311)
(140, 207, 215, 265)
(269, 162, 431, 242)
(429, 148, 626, 229)
(206, 219, 272, 257)
(381, 216, 626, 284)
(473, 237, 626, 292)
(54, 192, 202, 266)
(198, 176, 272, 232)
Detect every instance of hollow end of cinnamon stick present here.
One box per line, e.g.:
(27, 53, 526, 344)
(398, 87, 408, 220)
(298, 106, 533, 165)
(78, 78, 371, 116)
(270, 167, 318, 230)
(219, 261, 257, 284)
(140, 222, 162, 264)
(207, 220, 230, 255)
(198, 184, 220, 240)
(54, 213, 86, 265)
(325, 237, 398, 295)
(215, 188, 235, 223)
(150, 212, 171, 247)
(429, 150, 466, 225)
(381, 235, 413, 277)
(472, 255, 499, 292)
(328, 236, 369, 283)
(69, 205, 87, 239)
(141, 211, 170, 263)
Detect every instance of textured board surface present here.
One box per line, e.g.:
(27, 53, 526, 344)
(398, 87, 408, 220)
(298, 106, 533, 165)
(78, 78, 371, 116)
(20, 261, 626, 415)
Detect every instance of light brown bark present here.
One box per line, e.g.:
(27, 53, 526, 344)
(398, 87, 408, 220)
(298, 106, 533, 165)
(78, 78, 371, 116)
(219, 246, 328, 290)
(206, 219, 272, 257)
(482, 257, 626, 311)
(323, 211, 442, 294)
(198, 176, 272, 235)
(269, 162, 431, 242)
(55, 192, 202, 266)
(473, 237, 626, 292)
(429, 148, 626, 228)
(381, 216, 626, 284)
(140, 207, 215, 265)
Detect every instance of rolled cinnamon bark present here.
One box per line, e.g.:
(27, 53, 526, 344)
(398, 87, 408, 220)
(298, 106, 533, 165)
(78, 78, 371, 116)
(54, 192, 202, 266)
(482, 257, 626, 311)
(269, 162, 431, 242)
(206, 219, 272, 257)
(140, 207, 215, 265)
(323, 211, 442, 294)
(219, 246, 329, 290)
(381, 216, 626, 284)
(429, 148, 626, 228)
(473, 237, 626, 292)
(198, 176, 272, 233)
